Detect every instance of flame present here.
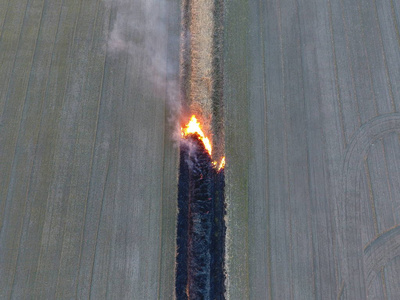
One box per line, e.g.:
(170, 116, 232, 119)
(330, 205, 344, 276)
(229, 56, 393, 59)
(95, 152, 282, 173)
(218, 156, 225, 171)
(181, 115, 225, 171)
(182, 115, 212, 155)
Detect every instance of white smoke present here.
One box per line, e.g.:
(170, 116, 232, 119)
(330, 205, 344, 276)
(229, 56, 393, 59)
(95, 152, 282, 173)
(104, 0, 183, 142)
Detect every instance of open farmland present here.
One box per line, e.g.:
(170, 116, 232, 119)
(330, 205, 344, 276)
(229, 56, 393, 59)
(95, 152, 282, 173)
(2, 0, 400, 299)
(224, 0, 400, 299)
(0, 0, 180, 298)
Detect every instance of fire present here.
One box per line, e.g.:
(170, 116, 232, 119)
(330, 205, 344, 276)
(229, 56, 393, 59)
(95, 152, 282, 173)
(182, 115, 212, 156)
(218, 157, 225, 171)
(181, 115, 225, 171)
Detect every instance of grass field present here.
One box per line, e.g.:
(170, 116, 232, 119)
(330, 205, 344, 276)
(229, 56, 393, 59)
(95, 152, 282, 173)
(2, 0, 400, 299)
(223, 0, 400, 299)
(0, 0, 180, 298)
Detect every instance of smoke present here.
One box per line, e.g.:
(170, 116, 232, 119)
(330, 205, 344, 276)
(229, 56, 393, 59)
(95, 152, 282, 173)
(104, 0, 183, 142)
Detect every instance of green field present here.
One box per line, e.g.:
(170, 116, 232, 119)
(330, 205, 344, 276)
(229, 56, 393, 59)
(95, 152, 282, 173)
(2, 0, 400, 299)
(224, 0, 400, 299)
(0, 0, 179, 298)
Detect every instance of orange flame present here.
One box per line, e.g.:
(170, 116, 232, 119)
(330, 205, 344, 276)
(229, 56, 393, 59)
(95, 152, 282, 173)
(218, 156, 225, 171)
(182, 115, 212, 156)
(181, 115, 225, 171)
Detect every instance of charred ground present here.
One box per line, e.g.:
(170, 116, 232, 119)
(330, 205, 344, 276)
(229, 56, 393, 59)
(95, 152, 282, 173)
(176, 134, 226, 300)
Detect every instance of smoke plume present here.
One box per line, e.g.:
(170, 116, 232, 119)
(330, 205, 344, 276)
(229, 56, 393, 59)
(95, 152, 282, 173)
(104, 0, 183, 141)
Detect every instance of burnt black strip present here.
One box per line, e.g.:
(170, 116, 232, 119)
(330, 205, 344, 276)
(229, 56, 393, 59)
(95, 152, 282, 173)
(175, 135, 226, 300)
(210, 169, 226, 300)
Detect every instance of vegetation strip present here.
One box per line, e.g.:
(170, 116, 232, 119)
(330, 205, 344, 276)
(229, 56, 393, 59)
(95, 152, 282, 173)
(177, 0, 226, 297)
